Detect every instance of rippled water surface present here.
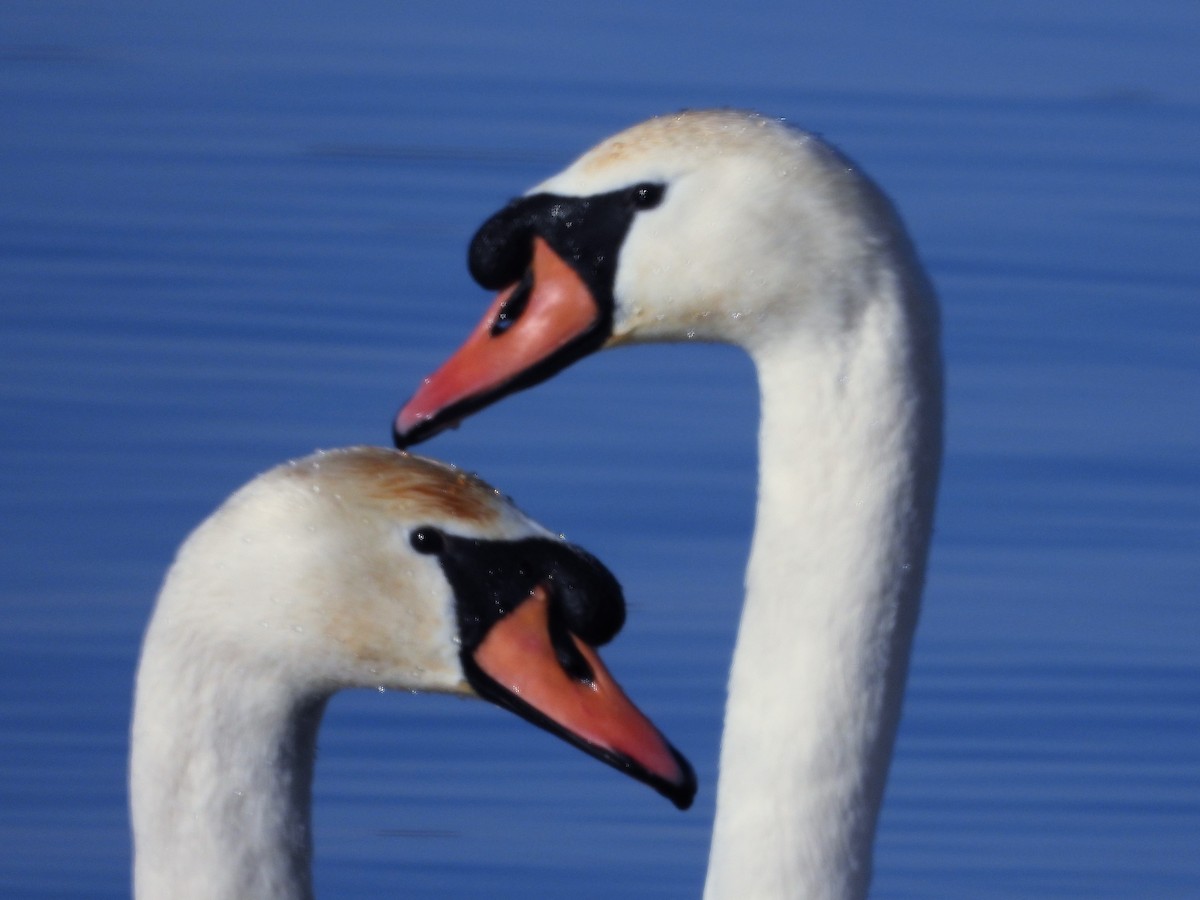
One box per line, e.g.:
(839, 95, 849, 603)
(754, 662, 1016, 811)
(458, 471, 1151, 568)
(2, 2, 1198, 897)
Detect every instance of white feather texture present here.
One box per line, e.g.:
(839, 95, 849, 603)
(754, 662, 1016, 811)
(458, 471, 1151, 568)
(130, 448, 546, 900)
(539, 110, 943, 898)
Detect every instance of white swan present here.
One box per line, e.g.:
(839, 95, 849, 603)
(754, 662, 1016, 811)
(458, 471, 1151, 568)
(130, 446, 695, 900)
(393, 110, 943, 899)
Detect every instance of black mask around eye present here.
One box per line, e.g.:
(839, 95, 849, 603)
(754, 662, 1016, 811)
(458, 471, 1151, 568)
(467, 182, 668, 314)
(408, 524, 697, 812)
(391, 183, 670, 451)
(409, 527, 626, 652)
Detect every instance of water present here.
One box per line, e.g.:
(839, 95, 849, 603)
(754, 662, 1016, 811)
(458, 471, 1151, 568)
(2, 2, 1197, 897)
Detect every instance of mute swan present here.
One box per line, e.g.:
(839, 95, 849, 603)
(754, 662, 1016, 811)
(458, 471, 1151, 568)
(130, 446, 695, 900)
(393, 110, 943, 899)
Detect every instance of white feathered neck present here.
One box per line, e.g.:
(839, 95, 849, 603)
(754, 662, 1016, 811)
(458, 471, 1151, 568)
(130, 449, 529, 900)
(543, 110, 944, 898)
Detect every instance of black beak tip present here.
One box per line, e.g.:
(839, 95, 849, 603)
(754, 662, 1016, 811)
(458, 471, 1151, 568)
(664, 745, 698, 811)
(393, 412, 435, 449)
(392, 420, 409, 449)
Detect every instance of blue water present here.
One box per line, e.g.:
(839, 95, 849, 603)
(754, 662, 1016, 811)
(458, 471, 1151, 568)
(2, 2, 1198, 897)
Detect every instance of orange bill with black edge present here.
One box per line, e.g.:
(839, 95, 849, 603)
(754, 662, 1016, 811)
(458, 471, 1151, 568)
(394, 182, 666, 448)
(409, 524, 696, 810)
(468, 586, 695, 809)
(395, 238, 603, 443)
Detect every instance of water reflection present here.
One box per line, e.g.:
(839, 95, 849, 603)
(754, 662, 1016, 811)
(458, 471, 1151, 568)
(2, 1, 1197, 897)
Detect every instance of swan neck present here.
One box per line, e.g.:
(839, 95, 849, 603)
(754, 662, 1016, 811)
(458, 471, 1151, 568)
(705, 301, 941, 898)
(131, 621, 326, 900)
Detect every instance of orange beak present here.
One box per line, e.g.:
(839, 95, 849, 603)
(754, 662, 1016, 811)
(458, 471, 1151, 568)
(468, 586, 696, 810)
(395, 238, 605, 446)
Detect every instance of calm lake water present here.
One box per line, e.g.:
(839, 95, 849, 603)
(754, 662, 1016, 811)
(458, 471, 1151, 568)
(2, 2, 1197, 897)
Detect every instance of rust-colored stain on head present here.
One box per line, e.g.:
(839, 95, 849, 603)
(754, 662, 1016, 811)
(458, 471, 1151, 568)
(577, 108, 784, 174)
(284, 447, 504, 526)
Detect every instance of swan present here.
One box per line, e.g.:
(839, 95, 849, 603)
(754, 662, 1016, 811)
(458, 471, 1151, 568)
(392, 110, 943, 899)
(130, 446, 696, 900)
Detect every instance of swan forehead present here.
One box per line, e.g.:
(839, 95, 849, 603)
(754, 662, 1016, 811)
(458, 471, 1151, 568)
(279, 446, 538, 538)
(153, 448, 562, 695)
(536, 109, 813, 196)
(238, 449, 542, 685)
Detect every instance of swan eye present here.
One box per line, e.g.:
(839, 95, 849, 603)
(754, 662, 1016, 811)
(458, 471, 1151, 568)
(629, 182, 665, 211)
(410, 526, 445, 555)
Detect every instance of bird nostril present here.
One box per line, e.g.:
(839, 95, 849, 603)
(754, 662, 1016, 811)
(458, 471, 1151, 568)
(490, 269, 534, 337)
(547, 597, 596, 684)
(555, 634, 595, 684)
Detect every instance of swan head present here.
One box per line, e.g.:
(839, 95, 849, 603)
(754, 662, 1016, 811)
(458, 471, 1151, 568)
(147, 446, 695, 808)
(395, 108, 912, 446)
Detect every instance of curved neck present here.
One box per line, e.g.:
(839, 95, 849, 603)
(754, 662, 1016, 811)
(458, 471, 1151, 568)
(705, 295, 942, 899)
(131, 622, 326, 900)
